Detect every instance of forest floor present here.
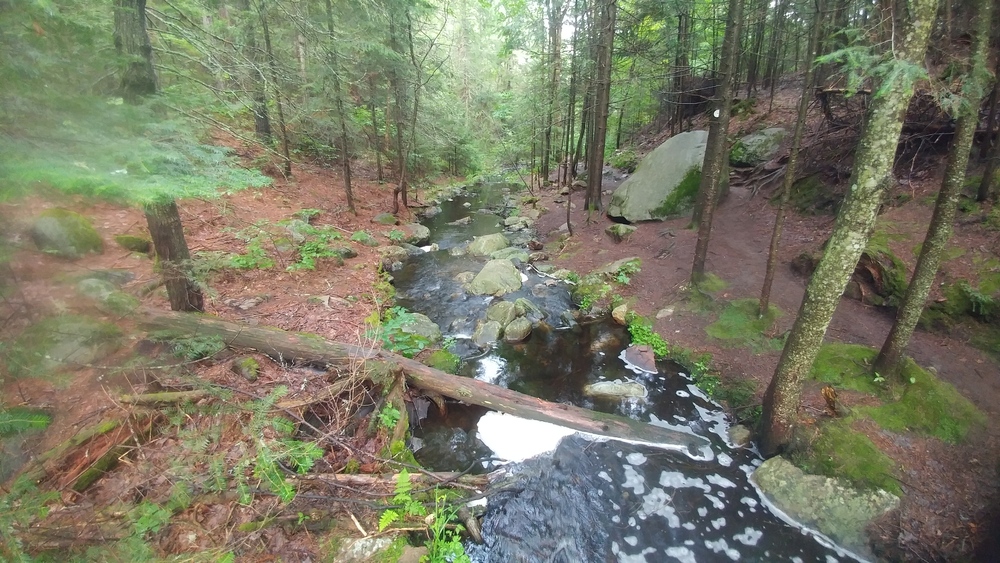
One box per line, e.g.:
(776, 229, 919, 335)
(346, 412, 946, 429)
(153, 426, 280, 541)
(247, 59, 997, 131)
(2, 91, 999, 560)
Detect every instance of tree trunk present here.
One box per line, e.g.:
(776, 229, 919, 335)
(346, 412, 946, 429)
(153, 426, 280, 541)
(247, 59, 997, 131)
(873, 0, 993, 379)
(113, 0, 157, 103)
(369, 76, 384, 183)
(760, 0, 823, 317)
(134, 308, 710, 452)
(389, 14, 408, 213)
(584, 0, 616, 216)
(144, 201, 204, 312)
(238, 0, 271, 142)
(691, 0, 743, 283)
(257, 0, 292, 176)
(759, 0, 938, 457)
(324, 0, 355, 214)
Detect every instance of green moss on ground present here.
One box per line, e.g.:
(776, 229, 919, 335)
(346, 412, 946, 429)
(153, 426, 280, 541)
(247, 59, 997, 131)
(705, 298, 783, 352)
(650, 167, 701, 218)
(791, 418, 902, 496)
(863, 230, 910, 307)
(113, 234, 152, 253)
(424, 350, 460, 374)
(863, 359, 985, 444)
(809, 343, 880, 393)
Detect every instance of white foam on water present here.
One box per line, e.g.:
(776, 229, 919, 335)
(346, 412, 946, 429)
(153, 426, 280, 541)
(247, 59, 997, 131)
(711, 517, 726, 529)
(704, 538, 740, 560)
(660, 471, 711, 492)
(717, 452, 733, 467)
(475, 411, 575, 462)
(639, 487, 679, 527)
(626, 452, 647, 466)
(707, 474, 737, 488)
(664, 546, 697, 563)
(623, 464, 646, 494)
(733, 527, 763, 546)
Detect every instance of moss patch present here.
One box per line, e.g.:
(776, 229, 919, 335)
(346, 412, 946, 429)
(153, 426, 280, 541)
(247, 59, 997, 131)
(424, 350, 460, 374)
(705, 298, 783, 353)
(114, 234, 152, 253)
(30, 208, 104, 259)
(809, 343, 880, 393)
(650, 167, 701, 219)
(861, 231, 910, 307)
(788, 175, 841, 215)
(791, 418, 901, 495)
(863, 359, 985, 444)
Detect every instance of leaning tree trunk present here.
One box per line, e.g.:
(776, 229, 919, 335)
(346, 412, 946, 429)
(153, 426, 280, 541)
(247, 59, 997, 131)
(144, 200, 204, 312)
(759, 0, 938, 457)
(759, 0, 823, 317)
(113, 0, 157, 103)
(690, 0, 743, 284)
(873, 0, 993, 379)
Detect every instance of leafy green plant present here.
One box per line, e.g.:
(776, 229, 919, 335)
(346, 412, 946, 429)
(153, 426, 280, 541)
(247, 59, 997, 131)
(0, 475, 60, 561)
(370, 306, 432, 358)
(231, 238, 276, 269)
(149, 331, 226, 360)
(0, 407, 51, 436)
(425, 493, 472, 563)
(294, 208, 323, 222)
(378, 403, 402, 430)
(289, 239, 342, 271)
(387, 229, 405, 243)
(378, 469, 426, 532)
(627, 318, 669, 358)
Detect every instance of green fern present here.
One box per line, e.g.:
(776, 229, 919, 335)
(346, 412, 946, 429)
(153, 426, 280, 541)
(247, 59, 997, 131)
(0, 408, 51, 436)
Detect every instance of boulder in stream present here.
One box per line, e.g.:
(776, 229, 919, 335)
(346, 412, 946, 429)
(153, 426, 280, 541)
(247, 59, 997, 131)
(469, 259, 522, 296)
(751, 455, 899, 560)
(486, 301, 517, 327)
(606, 130, 708, 222)
(583, 379, 648, 399)
(399, 222, 431, 246)
(503, 317, 532, 342)
(468, 233, 510, 256)
(473, 320, 502, 347)
(490, 247, 530, 262)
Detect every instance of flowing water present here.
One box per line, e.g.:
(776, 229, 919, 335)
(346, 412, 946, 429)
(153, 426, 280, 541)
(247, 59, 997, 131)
(393, 183, 861, 563)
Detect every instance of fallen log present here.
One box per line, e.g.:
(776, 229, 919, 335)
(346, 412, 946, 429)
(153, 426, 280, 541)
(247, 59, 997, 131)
(136, 308, 709, 454)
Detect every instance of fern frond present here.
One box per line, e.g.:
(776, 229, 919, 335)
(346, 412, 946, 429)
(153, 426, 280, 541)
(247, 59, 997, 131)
(378, 510, 400, 532)
(0, 408, 51, 436)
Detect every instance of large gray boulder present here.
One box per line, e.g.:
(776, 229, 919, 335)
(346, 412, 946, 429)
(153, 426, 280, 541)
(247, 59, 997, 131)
(730, 127, 787, 167)
(473, 320, 502, 347)
(503, 317, 532, 342)
(606, 130, 708, 222)
(486, 301, 517, 327)
(400, 223, 431, 246)
(30, 208, 104, 259)
(751, 456, 899, 560)
(467, 233, 510, 257)
(397, 312, 442, 344)
(468, 259, 522, 296)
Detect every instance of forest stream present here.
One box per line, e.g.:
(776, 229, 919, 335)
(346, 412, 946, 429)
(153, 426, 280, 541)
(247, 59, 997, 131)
(392, 183, 860, 562)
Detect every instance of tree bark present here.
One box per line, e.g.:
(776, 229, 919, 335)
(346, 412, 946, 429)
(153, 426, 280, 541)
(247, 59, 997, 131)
(691, 0, 743, 283)
(759, 0, 939, 457)
(584, 0, 616, 215)
(113, 0, 157, 103)
(760, 0, 823, 316)
(143, 200, 204, 312)
(135, 308, 710, 453)
(238, 0, 271, 142)
(257, 0, 292, 176)
(324, 0, 355, 214)
(874, 0, 993, 378)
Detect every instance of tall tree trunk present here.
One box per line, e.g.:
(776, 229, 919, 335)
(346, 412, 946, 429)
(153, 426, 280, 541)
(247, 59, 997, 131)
(760, 0, 823, 317)
(759, 0, 938, 457)
(324, 0, 355, 214)
(389, 14, 408, 213)
(765, 0, 789, 111)
(369, 76, 384, 183)
(144, 201, 203, 312)
(691, 0, 743, 283)
(584, 0, 616, 216)
(543, 0, 566, 187)
(114, 0, 157, 103)
(238, 0, 271, 142)
(256, 0, 292, 176)
(874, 0, 993, 378)
(979, 60, 999, 161)
(745, 0, 767, 97)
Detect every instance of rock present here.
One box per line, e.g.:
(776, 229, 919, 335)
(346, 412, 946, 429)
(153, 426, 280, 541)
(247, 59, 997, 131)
(332, 245, 358, 259)
(377, 245, 409, 268)
(486, 301, 517, 327)
(473, 320, 503, 347)
(448, 216, 472, 226)
(751, 456, 899, 560)
(78, 269, 135, 287)
(730, 127, 787, 167)
(559, 186, 570, 195)
(7, 315, 121, 378)
(503, 317, 532, 342)
(417, 205, 442, 219)
(490, 247, 530, 262)
(727, 424, 751, 447)
(334, 537, 397, 563)
(594, 256, 642, 277)
(469, 259, 522, 296)
(621, 345, 657, 374)
(552, 269, 575, 281)
(791, 252, 818, 277)
(231, 356, 260, 382)
(571, 179, 587, 190)
(605, 223, 637, 243)
(351, 230, 380, 247)
(455, 271, 476, 284)
(606, 130, 708, 222)
(514, 297, 545, 322)
(282, 219, 312, 243)
(655, 306, 674, 319)
(583, 379, 648, 399)
(398, 312, 442, 344)
(398, 243, 425, 257)
(30, 208, 104, 259)
(611, 303, 630, 325)
(468, 233, 510, 257)
(528, 252, 549, 263)
(397, 546, 428, 563)
(523, 208, 542, 220)
(372, 212, 398, 225)
(114, 234, 152, 254)
(400, 222, 430, 245)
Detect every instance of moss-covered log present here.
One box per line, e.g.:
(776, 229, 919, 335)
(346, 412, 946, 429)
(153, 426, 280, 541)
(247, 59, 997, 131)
(136, 308, 710, 454)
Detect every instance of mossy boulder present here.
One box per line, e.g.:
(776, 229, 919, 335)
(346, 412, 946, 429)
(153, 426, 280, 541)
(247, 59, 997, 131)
(6, 315, 122, 379)
(486, 301, 517, 327)
(490, 247, 530, 262)
(397, 312, 442, 344)
(231, 356, 260, 382)
(468, 233, 510, 257)
(399, 223, 431, 246)
(372, 212, 398, 226)
(752, 455, 899, 561)
(350, 231, 380, 247)
(473, 320, 503, 347)
(424, 350, 460, 373)
(503, 317, 532, 342)
(605, 223, 636, 243)
(469, 259, 522, 296)
(30, 208, 104, 259)
(114, 234, 152, 254)
(729, 127, 786, 167)
(606, 130, 708, 222)
(849, 236, 910, 307)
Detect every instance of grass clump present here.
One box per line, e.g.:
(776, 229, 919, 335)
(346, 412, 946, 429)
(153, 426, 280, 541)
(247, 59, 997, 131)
(809, 343, 880, 393)
(791, 418, 901, 495)
(705, 298, 783, 352)
(863, 359, 985, 444)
